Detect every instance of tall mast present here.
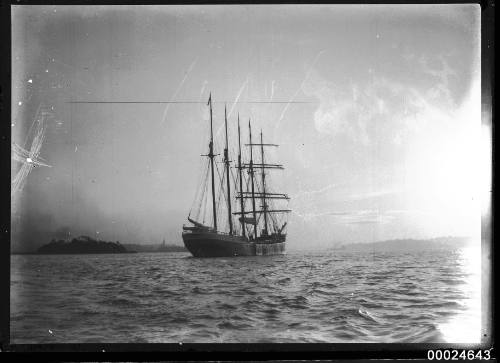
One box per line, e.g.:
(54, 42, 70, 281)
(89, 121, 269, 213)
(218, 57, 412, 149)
(224, 105, 233, 235)
(208, 93, 217, 231)
(248, 119, 258, 239)
(260, 130, 269, 235)
(232, 133, 291, 230)
(237, 114, 246, 238)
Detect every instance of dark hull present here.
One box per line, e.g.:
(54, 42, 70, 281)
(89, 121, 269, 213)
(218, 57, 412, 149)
(182, 231, 285, 257)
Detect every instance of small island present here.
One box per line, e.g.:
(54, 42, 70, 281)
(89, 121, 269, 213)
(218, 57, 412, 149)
(37, 236, 133, 254)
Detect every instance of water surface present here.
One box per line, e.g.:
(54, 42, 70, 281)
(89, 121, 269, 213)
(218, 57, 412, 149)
(11, 248, 481, 343)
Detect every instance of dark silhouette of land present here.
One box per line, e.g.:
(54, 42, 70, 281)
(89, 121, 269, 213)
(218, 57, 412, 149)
(12, 236, 187, 255)
(36, 236, 133, 254)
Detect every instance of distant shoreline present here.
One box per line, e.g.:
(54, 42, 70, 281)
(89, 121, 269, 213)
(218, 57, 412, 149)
(17, 235, 188, 255)
(332, 236, 474, 252)
(11, 250, 188, 255)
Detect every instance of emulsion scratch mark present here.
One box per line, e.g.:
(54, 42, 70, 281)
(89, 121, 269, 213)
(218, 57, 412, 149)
(227, 76, 250, 118)
(195, 80, 209, 125)
(292, 210, 335, 222)
(200, 80, 208, 99)
(267, 80, 276, 127)
(12, 105, 52, 196)
(161, 58, 199, 125)
(215, 76, 250, 139)
(274, 50, 325, 133)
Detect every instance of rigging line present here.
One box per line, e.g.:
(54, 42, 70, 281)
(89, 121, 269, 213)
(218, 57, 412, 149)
(190, 162, 203, 216)
(229, 162, 239, 197)
(202, 168, 210, 213)
(231, 173, 239, 206)
(194, 157, 207, 201)
(193, 161, 210, 220)
(219, 165, 228, 208)
(200, 142, 212, 222)
(199, 160, 211, 211)
(201, 174, 209, 224)
(219, 165, 234, 230)
(215, 161, 226, 222)
(241, 174, 251, 235)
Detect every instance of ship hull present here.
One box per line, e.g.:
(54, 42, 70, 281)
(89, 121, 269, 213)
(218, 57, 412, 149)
(182, 231, 285, 257)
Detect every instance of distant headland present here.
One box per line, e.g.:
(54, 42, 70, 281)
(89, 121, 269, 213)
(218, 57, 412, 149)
(333, 236, 475, 252)
(12, 236, 188, 255)
(35, 236, 133, 254)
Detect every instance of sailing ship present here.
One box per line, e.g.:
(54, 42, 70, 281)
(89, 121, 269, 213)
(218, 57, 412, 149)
(182, 94, 290, 257)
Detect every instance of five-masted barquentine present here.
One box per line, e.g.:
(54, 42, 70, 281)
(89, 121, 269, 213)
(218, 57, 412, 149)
(182, 93, 290, 257)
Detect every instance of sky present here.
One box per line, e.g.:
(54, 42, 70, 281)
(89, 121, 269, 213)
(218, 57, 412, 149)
(11, 4, 484, 251)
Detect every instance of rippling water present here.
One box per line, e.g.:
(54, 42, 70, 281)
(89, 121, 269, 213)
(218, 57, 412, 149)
(10, 248, 481, 343)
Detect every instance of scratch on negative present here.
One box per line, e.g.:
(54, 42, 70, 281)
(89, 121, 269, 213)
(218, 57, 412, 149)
(275, 50, 325, 132)
(161, 58, 199, 125)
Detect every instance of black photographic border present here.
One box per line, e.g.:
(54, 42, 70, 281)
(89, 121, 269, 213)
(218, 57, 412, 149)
(0, 0, 494, 360)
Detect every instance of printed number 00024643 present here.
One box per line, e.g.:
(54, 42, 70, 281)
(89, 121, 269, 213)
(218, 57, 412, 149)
(427, 349, 493, 360)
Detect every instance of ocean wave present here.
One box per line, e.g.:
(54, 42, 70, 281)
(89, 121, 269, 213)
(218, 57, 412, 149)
(10, 249, 480, 343)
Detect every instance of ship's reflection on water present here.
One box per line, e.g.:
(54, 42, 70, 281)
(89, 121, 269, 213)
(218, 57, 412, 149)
(11, 247, 482, 343)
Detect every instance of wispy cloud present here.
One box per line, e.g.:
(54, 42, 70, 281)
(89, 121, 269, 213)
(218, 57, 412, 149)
(333, 210, 396, 225)
(301, 54, 460, 146)
(347, 189, 402, 201)
(293, 209, 397, 225)
(293, 182, 337, 200)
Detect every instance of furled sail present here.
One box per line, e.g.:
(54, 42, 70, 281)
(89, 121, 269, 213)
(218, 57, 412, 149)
(187, 217, 210, 230)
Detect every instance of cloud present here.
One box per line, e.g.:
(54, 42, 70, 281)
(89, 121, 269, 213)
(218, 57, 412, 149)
(347, 188, 402, 201)
(292, 182, 337, 200)
(293, 209, 396, 225)
(301, 54, 463, 147)
(333, 210, 396, 225)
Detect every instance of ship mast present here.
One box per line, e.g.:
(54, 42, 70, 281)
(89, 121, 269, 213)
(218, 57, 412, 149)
(234, 134, 291, 234)
(260, 130, 269, 236)
(224, 105, 233, 235)
(208, 94, 217, 231)
(237, 114, 246, 238)
(248, 119, 258, 239)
